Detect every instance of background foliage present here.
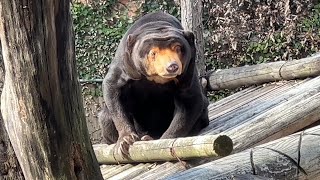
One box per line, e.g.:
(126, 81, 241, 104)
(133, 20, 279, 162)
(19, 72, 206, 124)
(72, 0, 319, 79)
(72, 0, 130, 79)
(203, 0, 319, 70)
(72, 0, 319, 101)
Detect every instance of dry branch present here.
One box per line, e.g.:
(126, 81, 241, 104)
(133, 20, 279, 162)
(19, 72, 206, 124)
(167, 125, 320, 180)
(94, 135, 233, 164)
(208, 53, 320, 90)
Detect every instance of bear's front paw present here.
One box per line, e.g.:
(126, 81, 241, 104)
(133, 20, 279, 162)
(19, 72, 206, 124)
(141, 135, 154, 141)
(116, 132, 139, 158)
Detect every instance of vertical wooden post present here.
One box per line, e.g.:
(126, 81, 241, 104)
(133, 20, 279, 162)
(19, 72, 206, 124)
(0, 0, 103, 179)
(180, 0, 206, 78)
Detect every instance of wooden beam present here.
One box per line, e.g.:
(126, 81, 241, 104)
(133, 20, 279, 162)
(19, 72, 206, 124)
(204, 76, 320, 154)
(167, 125, 320, 179)
(208, 53, 320, 90)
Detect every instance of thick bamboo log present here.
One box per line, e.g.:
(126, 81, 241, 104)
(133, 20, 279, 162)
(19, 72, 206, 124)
(93, 135, 233, 164)
(166, 125, 320, 180)
(208, 53, 320, 90)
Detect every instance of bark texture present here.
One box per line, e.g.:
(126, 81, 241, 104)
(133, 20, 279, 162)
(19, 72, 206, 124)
(180, 0, 206, 77)
(0, 0, 102, 179)
(0, 49, 24, 180)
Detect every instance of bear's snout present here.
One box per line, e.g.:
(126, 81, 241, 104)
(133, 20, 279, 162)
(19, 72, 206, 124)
(166, 62, 179, 74)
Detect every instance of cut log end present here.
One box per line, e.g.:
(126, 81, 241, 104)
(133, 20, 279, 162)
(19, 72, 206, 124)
(213, 135, 233, 157)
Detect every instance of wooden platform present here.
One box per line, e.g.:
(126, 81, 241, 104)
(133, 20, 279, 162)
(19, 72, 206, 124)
(99, 77, 320, 179)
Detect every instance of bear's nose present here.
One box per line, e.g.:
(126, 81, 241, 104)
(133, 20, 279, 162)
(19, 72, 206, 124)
(166, 62, 179, 73)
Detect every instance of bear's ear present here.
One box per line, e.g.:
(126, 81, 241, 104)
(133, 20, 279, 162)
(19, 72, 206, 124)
(183, 30, 196, 61)
(178, 31, 196, 85)
(126, 34, 136, 51)
(183, 31, 195, 46)
(123, 34, 141, 80)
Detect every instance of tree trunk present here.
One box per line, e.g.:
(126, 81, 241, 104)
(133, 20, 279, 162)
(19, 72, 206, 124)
(0, 49, 24, 179)
(0, 0, 103, 179)
(180, 0, 206, 77)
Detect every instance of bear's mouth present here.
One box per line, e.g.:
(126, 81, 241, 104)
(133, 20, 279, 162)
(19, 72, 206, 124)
(161, 73, 179, 78)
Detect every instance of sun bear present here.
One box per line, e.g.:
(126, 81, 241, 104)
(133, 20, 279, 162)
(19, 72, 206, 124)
(99, 12, 209, 156)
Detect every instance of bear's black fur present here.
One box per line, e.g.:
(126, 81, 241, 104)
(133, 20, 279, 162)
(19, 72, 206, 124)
(99, 12, 209, 156)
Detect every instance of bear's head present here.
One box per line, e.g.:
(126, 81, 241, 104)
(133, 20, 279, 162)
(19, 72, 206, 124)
(124, 24, 195, 84)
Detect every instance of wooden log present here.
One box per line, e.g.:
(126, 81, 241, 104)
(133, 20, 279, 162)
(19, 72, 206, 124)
(166, 125, 320, 180)
(100, 164, 134, 179)
(208, 53, 320, 90)
(204, 76, 320, 153)
(93, 135, 233, 164)
(0, 0, 102, 179)
(132, 162, 186, 180)
(108, 163, 155, 180)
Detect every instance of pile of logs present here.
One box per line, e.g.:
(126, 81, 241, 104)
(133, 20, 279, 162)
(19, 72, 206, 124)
(168, 125, 320, 179)
(95, 53, 320, 179)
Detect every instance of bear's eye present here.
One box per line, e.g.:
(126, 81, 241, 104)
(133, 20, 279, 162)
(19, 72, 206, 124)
(174, 45, 182, 54)
(149, 50, 157, 58)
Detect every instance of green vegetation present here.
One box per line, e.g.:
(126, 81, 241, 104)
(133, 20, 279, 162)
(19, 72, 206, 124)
(242, 4, 320, 65)
(72, 1, 320, 100)
(72, 1, 132, 79)
(243, 34, 288, 64)
(141, 0, 180, 17)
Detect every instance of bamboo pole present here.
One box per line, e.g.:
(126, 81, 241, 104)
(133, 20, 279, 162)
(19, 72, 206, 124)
(166, 125, 320, 180)
(208, 53, 320, 90)
(93, 135, 233, 164)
